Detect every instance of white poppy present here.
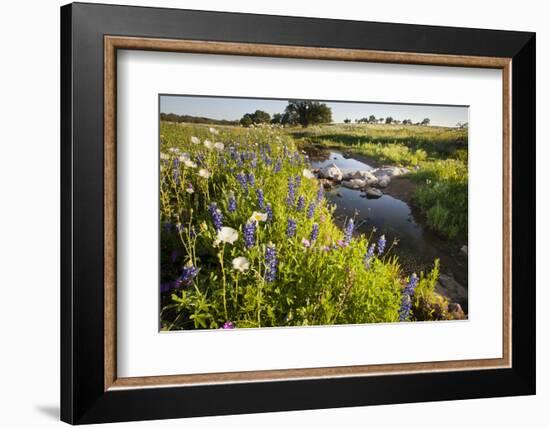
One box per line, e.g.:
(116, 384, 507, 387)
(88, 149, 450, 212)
(168, 147, 180, 153)
(232, 256, 250, 272)
(185, 185, 194, 194)
(302, 169, 315, 179)
(178, 153, 190, 162)
(203, 139, 214, 150)
(209, 127, 219, 135)
(216, 227, 239, 244)
(190, 136, 200, 145)
(214, 142, 225, 151)
(249, 211, 268, 223)
(160, 152, 169, 160)
(184, 159, 197, 168)
(198, 169, 211, 179)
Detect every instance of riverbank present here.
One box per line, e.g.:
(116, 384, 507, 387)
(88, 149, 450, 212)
(304, 145, 468, 314)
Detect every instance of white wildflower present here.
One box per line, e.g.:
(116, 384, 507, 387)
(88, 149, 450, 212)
(198, 169, 211, 179)
(249, 211, 268, 223)
(214, 142, 225, 151)
(216, 227, 239, 244)
(203, 139, 214, 150)
(160, 152, 169, 160)
(209, 127, 219, 135)
(190, 136, 201, 145)
(232, 256, 250, 272)
(184, 159, 197, 168)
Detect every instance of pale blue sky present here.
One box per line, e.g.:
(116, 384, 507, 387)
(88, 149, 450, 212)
(160, 95, 468, 127)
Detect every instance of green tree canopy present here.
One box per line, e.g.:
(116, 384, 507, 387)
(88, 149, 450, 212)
(284, 100, 332, 127)
(240, 110, 271, 127)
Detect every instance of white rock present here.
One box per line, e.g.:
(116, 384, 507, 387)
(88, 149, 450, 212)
(343, 170, 379, 185)
(373, 166, 409, 178)
(319, 163, 343, 181)
(377, 175, 391, 188)
(341, 178, 367, 189)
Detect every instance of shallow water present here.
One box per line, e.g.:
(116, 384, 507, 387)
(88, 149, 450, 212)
(309, 149, 468, 312)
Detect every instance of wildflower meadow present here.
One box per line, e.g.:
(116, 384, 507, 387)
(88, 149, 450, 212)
(159, 122, 442, 330)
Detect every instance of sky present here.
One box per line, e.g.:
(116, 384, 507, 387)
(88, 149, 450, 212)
(160, 95, 468, 127)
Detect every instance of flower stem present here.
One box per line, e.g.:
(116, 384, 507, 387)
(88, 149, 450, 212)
(218, 244, 228, 320)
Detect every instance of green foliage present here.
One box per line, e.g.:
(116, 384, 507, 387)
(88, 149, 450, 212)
(284, 100, 333, 127)
(411, 159, 468, 240)
(240, 110, 271, 126)
(159, 122, 441, 330)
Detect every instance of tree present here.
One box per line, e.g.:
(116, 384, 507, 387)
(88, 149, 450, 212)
(271, 113, 283, 124)
(421, 117, 431, 126)
(385, 116, 393, 124)
(284, 100, 332, 127)
(240, 110, 271, 126)
(240, 114, 254, 127)
(402, 119, 412, 125)
(368, 115, 377, 123)
(253, 109, 271, 124)
(344, 118, 351, 124)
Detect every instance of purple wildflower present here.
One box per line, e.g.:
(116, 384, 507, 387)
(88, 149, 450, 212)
(236, 172, 248, 193)
(172, 160, 180, 185)
(228, 194, 237, 213)
(286, 218, 297, 238)
(174, 263, 198, 288)
(256, 188, 265, 210)
(295, 175, 302, 189)
(247, 172, 255, 187)
(265, 244, 278, 282)
(399, 273, 419, 321)
(208, 202, 223, 231)
(274, 161, 282, 173)
(296, 195, 305, 211)
(378, 234, 387, 256)
(221, 321, 235, 329)
(344, 219, 354, 245)
(310, 223, 319, 242)
(302, 238, 311, 248)
(317, 187, 324, 203)
(307, 202, 316, 219)
(243, 221, 256, 249)
(265, 203, 273, 223)
(364, 243, 376, 268)
(286, 177, 295, 206)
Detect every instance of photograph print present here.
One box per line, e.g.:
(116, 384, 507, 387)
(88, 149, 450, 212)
(159, 95, 469, 331)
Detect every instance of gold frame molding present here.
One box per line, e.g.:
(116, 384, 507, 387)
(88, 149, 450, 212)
(104, 36, 512, 391)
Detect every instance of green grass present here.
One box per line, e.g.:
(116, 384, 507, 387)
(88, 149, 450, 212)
(159, 122, 442, 330)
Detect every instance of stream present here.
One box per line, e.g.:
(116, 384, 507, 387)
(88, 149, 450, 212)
(308, 149, 468, 313)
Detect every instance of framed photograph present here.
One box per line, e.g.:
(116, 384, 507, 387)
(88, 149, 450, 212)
(61, 2, 535, 424)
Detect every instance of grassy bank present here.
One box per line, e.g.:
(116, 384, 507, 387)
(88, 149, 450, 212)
(159, 122, 443, 330)
(288, 124, 468, 241)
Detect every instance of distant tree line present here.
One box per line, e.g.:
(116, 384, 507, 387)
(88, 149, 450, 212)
(240, 100, 333, 128)
(162, 104, 437, 129)
(160, 112, 239, 126)
(355, 115, 431, 126)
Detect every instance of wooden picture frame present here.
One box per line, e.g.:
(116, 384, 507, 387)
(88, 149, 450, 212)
(61, 2, 535, 424)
